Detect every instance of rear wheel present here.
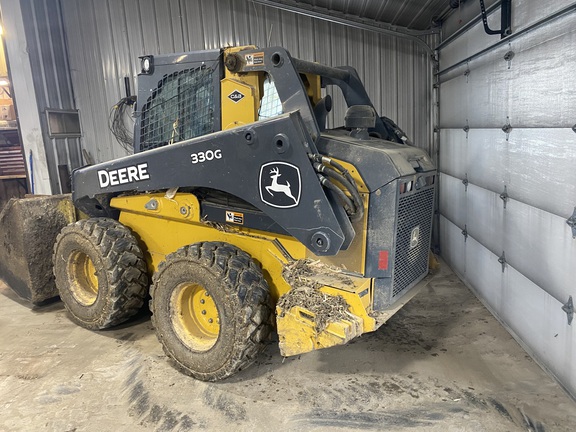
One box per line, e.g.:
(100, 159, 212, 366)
(151, 242, 272, 381)
(53, 218, 149, 330)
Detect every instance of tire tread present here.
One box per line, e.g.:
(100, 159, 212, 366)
(150, 241, 272, 381)
(53, 218, 149, 329)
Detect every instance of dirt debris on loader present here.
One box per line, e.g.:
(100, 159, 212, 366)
(277, 286, 351, 334)
(282, 258, 355, 289)
(279, 259, 356, 333)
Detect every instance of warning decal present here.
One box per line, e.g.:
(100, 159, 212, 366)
(225, 211, 244, 225)
(245, 52, 264, 66)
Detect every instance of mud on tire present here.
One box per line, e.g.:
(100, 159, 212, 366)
(53, 218, 149, 330)
(150, 242, 273, 381)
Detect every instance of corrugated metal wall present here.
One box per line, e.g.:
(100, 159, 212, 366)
(18, 0, 83, 193)
(438, 1, 576, 397)
(59, 0, 434, 163)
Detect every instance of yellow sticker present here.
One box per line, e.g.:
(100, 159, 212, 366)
(245, 52, 264, 66)
(225, 211, 244, 225)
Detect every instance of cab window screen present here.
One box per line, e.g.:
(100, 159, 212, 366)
(140, 66, 214, 151)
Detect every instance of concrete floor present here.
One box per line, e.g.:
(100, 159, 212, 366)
(1, 263, 575, 432)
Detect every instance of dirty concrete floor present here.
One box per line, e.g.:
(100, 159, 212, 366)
(1, 263, 575, 432)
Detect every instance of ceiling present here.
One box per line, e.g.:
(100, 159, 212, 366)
(270, 0, 456, 30)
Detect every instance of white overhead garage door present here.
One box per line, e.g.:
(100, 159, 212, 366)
(438, 1, 576, 397)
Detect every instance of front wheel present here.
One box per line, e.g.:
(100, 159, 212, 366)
(52, 218, 149, 330)
(150, 242, 273, 381)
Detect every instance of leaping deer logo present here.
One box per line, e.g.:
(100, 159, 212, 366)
(259, 162, 301, 208)
(265, 167, 298, 204)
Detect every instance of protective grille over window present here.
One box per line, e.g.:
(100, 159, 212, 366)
(139, 66, 214, 151)
(259, 77, 283, 119)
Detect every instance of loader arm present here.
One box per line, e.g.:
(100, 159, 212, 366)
(72, 112, 350, 256)
(227, 47, 397, 141)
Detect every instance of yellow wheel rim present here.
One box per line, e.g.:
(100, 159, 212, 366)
(172, 283, 220, 352)
(68, 251, 99, 306)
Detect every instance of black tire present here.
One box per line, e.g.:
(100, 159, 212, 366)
(151, 242, 273, 381)
(53, 218, 149, 330)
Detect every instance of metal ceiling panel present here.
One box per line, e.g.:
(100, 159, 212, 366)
(293, 0, 450, 30)
(441, 0, 499, 40)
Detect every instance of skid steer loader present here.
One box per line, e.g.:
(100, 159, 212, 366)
(0, 46, 436, 381)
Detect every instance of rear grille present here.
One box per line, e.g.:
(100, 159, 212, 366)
(392, 186, 435, 298)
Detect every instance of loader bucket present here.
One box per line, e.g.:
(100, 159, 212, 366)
(0, 195, 76, 305)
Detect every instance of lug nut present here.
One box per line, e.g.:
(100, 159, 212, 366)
(200, 299, 205, 304)
(201, 310, 206, 315)
(208, 318, 213, 323)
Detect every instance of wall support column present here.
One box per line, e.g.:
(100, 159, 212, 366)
(1, 0, 52, 194)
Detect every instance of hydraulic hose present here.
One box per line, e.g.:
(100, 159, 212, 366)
(320, 157, 364, 215)
(310, 154, 365, 222)
(317, 174, 355, 216)
(314, 163, 364, 222)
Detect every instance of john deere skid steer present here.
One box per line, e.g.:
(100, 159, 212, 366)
(1, 46, 436, 381)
